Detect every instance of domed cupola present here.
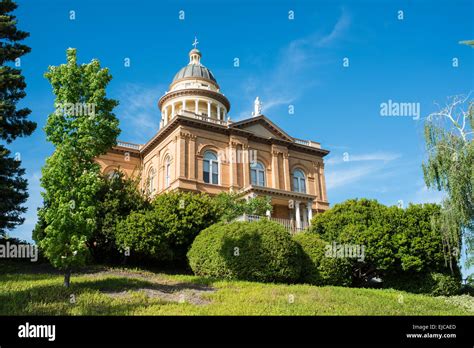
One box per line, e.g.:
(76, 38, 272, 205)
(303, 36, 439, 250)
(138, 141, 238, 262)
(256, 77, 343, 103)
(158, 39, 230, 128)
(172, 48, 217, 84)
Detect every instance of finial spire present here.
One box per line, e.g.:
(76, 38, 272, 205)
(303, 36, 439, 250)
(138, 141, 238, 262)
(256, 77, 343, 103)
(192, 36, 199, 49)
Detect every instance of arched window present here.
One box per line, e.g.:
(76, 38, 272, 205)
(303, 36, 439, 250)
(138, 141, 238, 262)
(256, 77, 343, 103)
(292, 169, 306, 193)
(106, 168, 120, 180)
(147, 167, 156, 193)
(203, 151, 218, 184)
(250, 161, 266, 186)
(165, 157, 171, 188)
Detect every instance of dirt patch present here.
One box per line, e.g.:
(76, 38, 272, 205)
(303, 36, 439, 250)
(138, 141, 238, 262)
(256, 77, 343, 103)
(84, 268, 215, 305)
(104, 287, 213, 305)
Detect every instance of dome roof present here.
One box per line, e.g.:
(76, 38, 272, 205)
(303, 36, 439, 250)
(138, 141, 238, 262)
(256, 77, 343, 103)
(172, 64, 217, 84)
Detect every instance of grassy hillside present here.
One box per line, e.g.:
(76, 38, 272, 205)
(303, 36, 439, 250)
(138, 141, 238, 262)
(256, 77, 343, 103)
(0, 263, 472, 316)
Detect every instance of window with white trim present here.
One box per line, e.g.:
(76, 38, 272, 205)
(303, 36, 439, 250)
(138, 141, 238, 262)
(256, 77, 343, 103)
(292, 169, 306, 193)
(250, 161, 266, 186)
(203, 151, 219, 184)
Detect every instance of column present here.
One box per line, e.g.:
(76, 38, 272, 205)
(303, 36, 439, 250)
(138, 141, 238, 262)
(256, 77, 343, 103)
(164, 108, 168, 126)
(171, 103, 175, 118)
(315, 163, 322, 199)
(271, 150, 279, 189)
(229, 141, 238, 190)
(320, 164, 327, 201)
(307, 202, 313, 224)
(302, 205, 308, 227)
(223, 109, 227, 120)
(242, 144, 250, 187)
(283, 152, 291, 190)
(217, 106, 221, 120)
(188, 135, 196, 179)
(175, 134, 186, 179)
(266, 209, 271, 218)
(195, 99, 199, 114)
(182, 100, 185, 113)
(295, 201, 301, 229)
(207, 101, 211, 118)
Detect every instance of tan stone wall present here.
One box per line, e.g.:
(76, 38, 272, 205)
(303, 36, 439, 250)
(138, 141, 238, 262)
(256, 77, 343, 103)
(96, 123, 329, 214)
(95, 150, 141, 179)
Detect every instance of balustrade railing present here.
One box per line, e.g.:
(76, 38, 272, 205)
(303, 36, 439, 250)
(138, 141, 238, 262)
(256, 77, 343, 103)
(236, 214, 309, 234)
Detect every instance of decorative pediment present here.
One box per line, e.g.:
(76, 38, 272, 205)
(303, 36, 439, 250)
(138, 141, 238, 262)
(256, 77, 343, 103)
(229, 115, 294, 142)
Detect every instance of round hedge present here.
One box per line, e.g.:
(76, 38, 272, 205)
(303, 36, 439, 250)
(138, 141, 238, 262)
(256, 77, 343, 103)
(187, 219, 302, 283)
(293, 232, 353, 286)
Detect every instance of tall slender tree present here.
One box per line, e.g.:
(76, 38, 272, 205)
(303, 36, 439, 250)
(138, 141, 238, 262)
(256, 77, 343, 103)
(0, 0, 36, 236)
(423, 94, 473, 270)
(39, 48, 119, 287)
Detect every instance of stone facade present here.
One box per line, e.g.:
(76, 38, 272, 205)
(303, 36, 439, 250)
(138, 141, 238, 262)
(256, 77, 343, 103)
(96, 46, 330, 228)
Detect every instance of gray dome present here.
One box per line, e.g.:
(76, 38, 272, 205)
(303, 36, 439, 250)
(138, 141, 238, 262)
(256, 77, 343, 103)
(172, 64, 217, 84)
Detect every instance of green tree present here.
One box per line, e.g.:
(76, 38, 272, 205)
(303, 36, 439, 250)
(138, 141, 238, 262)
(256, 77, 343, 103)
(309, 199, 457, 286)
(213, 192, 273, 222)
(422, 94, 473, 269)
(90, 172, 149, 263)
(38, 48, 119, 287)
(0, 0, 37, 236)
(0, 146, 27, 235)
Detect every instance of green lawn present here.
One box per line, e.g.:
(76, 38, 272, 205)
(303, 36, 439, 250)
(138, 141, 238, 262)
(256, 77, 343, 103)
(1, 262, 473, 315)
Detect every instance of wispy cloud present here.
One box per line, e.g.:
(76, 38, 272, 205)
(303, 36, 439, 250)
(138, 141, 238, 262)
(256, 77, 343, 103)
(325, 150, 401, 190)
(236, 8, 352, 119)
(326, 164, 378, 190)
(326, 151, 401, 165)
(116, 83, 166, 143)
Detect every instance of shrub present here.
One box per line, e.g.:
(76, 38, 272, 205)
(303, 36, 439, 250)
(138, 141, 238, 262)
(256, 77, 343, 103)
(430, 273, 461, 296)
(293, 232, 352, 286)
(187, 219, 302, 283)
(115, 210, 173, 261)
(384, 272, 461, 296)
(150, 192, 220, 260)
(91, 173, 148, 263)
(309, 198, 460, 289)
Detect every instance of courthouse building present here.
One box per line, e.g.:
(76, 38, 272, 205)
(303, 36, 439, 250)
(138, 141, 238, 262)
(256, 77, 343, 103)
(96, 45, 330, 229)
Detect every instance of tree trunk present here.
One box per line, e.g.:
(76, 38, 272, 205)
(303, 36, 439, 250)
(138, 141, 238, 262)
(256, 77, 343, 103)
(64, 268, 71, 288)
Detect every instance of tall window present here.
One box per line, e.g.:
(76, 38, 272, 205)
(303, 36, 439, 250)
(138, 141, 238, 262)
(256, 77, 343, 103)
(147, 167, 156, 193)
(292, 169, 306, 193)
(250, 161, 266, 186)
(203, 151, 218, 184)
(106, 169, 120, 180)
(165, 157, 171, 188)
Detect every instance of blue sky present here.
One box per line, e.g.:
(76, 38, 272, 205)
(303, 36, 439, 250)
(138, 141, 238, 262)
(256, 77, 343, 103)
(6, 0, 474, 273)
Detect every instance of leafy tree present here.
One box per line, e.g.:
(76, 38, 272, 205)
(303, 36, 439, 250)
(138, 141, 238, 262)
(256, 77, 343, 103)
(309, 199, 458, 287)
(0, 0, 36, 236)
(90, 172, 149, 263)
(294, 232, 352, 286)
(213, 192, 273, 222)
(38, 48, 119, 287)
(422, 94, 473, 269)
(115, 191, 220, 262)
